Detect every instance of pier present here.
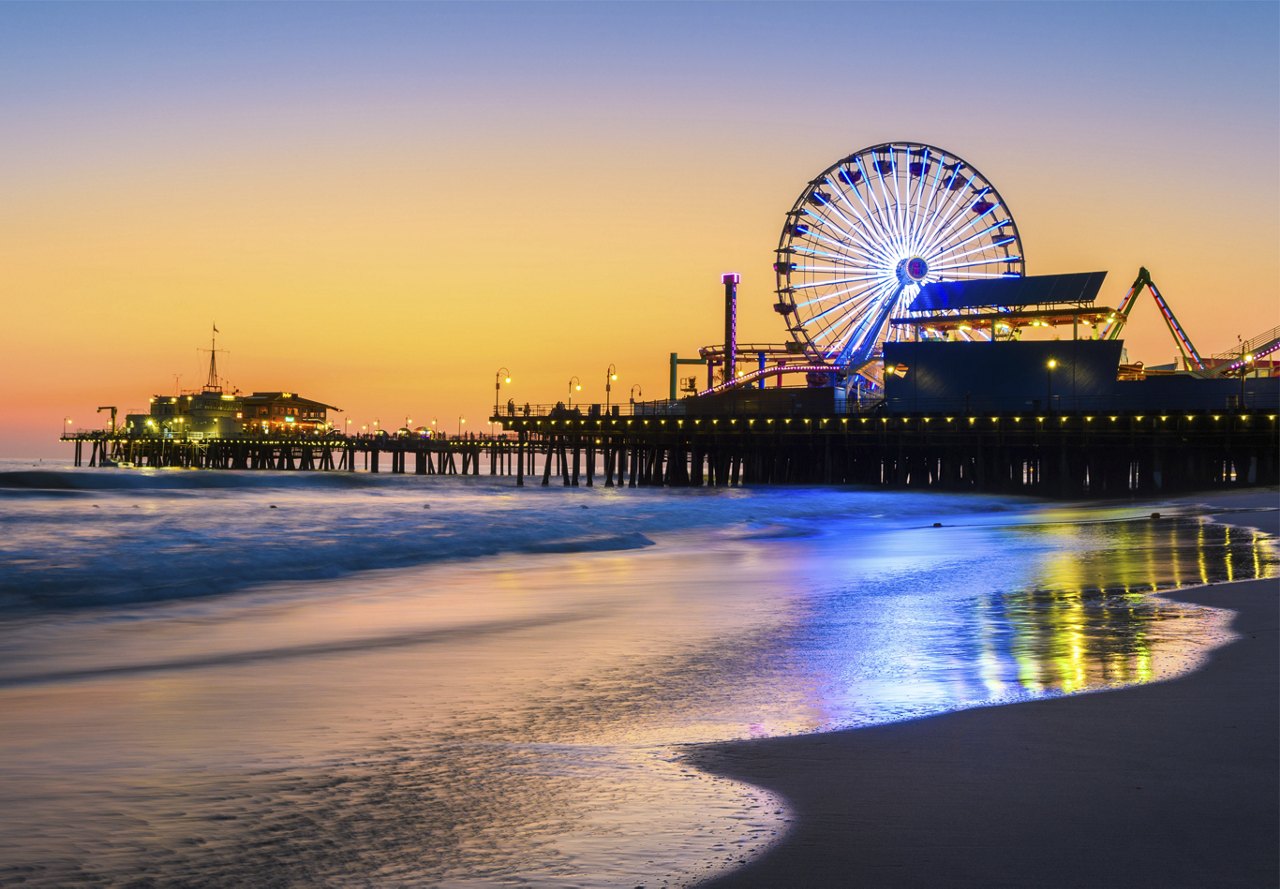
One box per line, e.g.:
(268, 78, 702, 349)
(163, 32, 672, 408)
(62, 404, 1279, 497)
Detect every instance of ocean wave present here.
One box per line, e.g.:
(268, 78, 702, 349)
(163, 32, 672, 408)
(0, 477, 1020, 617)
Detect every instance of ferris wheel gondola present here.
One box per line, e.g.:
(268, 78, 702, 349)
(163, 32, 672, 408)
(774, 142, 1025, 375)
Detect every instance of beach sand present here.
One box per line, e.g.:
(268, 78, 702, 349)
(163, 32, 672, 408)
(697, 490, 1279, 888)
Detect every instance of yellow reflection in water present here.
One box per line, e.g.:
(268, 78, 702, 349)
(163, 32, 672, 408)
(976, 517, 1275, 696)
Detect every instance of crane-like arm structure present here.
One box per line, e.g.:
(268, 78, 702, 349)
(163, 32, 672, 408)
(1100, 267, 1204, 371)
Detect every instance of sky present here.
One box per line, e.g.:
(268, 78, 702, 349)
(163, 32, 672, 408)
(2, 1, 1277, 456)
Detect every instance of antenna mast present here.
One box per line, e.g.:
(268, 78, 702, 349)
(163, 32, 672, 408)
(198, 323, 227, 393)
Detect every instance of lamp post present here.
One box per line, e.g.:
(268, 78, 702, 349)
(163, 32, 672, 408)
(1046, 358, 1058, 413)
(495, 367, 511, 416)
(630, 384, 642, 406)
(1240, 343, 1254, 407)
(63, 416, 72, 436)
(568, 375, 581, 408)
(431, 418, 438, 439)
(605, 364, 617, 410)
(345, 418, 352, 437)
(457, 416, 466, 438)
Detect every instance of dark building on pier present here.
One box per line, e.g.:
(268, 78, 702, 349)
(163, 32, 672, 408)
(124, 391, 340, 438)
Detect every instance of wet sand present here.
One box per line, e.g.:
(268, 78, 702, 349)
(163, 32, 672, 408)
(697, 491, 1279, 888)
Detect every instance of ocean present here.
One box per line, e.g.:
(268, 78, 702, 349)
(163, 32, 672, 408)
(0, 458, 1274, 886)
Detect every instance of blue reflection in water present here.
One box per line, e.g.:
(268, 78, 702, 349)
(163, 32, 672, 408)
(757, 514, 1276, 732)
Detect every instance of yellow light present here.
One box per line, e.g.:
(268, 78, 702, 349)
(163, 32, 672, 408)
(505, 376, 511, 384)
(1212, 415, 1220, 421)
(1134, 415, 1143, 421)
(575, 384, 582, 391)
(1109, 416, 1117, 421)
(609, 374, 617, 381)
(945, 417, 953, 422)
(1047, 358, 1058, 370)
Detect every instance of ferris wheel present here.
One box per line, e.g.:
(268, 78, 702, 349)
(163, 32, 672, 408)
(774, 142, 1025, 372)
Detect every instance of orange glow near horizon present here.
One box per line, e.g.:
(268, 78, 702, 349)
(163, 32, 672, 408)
(1, 3, 1276, 457)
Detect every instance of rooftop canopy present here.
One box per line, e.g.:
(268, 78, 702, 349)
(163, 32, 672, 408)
(908, 271, 1108, 313)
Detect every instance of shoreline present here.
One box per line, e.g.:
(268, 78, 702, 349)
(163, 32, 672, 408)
(694, 491, 1279, 888)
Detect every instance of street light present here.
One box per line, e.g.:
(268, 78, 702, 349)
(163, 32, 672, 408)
(495, 366, 511, 416)
(1240, 345, 1255, 407)
(605, 364, 618, 410)
(457, 416, 466, 438)
(1046, 358, 1058, 413)
(431, 417, 438, 439)
(568, 375, 581, 408)
(345, 418, 352, 436)
(630, 384, 642, 405)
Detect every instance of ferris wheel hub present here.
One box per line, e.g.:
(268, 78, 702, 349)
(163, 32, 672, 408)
(897, 257, 930, 285)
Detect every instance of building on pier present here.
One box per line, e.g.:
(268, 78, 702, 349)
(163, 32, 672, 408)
(124, 391, 340, 438)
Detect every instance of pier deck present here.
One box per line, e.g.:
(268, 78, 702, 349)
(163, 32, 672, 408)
(62, 406, 1279, 498)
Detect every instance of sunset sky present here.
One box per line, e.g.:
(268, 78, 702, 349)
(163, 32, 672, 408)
(2, 1, 1276, 457)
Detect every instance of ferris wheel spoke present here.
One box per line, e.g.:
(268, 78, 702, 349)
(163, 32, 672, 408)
(854, 155, 896, 251)
(920, 185, 992, 257)
(918, 170, 980, 253)
(829, 217, 900, 271)
(802, 207, 895, 266)
(811, 277, 898, 344)
(789, 244, 876, 266)
(939, 269, 1021, 279)
(797, 278, 882, 309)
(839, 170, 902, 257)
(808, 280, 896, 342)
(923, 196, 999, 258)
(789, 272, 885, 291)
(834, 283, 908, 366)
(831, 173, 900, 262)
(926, 218, 1013, 263)
(915, 163, 963, 255)
(885, 148, 909, 247)
(797, 229, 894, 271)
(912, 148, 938, 236)
(931, 254, 1024, 273)
(869, 152, 900, 246)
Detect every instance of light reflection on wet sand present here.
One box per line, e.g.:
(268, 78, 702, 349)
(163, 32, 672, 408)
(0, 510, 1274, 886)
